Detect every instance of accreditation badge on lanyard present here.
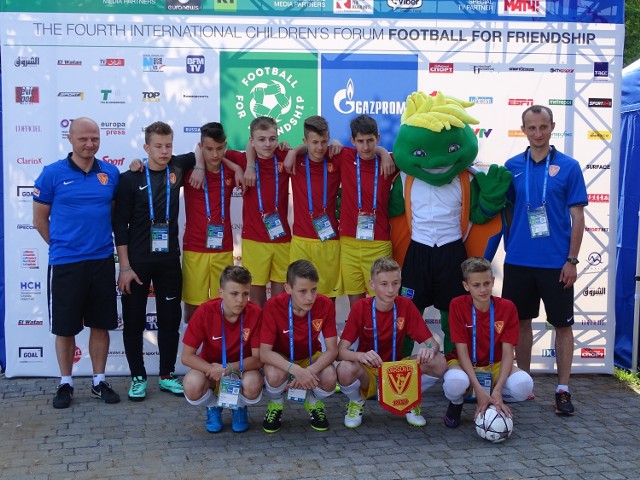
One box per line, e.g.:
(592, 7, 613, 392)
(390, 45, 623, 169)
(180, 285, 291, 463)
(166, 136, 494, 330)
(256, 156, 286, 240)
(286, 298, 312, 403)
(355, 154, 378, 241)
(204, 165, 225, 250)
(464, 301, 495, 402)
(217, 306, 244, 410)
(306, 155, 336, 242)
(525, 150, 551, 239)
(146, 165, 171, 253)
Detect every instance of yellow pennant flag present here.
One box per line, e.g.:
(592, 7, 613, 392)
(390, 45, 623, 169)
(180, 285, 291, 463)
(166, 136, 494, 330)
(378, 359, 422, 415)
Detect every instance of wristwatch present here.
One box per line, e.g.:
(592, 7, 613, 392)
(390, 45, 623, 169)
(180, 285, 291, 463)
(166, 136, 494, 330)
(566, 257, 579, 265)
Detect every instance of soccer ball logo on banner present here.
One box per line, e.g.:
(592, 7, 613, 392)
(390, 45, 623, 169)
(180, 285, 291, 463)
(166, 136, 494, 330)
(250, 80, 292, 121)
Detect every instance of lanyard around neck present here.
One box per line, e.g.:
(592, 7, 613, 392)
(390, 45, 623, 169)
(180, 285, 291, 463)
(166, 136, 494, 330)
(220, 303, 244, 373)
(305, 154, 328, 217)
(524, 149, 551, 210)
(255, 155, 279, 215)
(372, 297, 397, 362)
(356, 154, 379, 213)
(145, 165, 170, 224)
(471, 299, 494, 366)
(288, 297, 313, 365)
(203, 162, 225, 223)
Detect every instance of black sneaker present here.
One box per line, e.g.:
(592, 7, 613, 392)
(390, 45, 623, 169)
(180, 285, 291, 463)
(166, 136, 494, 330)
(305, 400, 329, 431)
(53, 383, 74, 409)
(262, 401, 284, 433)
(554, 390, 575, 415)
(443, 401, 463, 428)
(91, 381, 121, 404)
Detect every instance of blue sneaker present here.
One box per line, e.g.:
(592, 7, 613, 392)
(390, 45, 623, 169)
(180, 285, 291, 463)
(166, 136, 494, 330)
(206, 407, 223, 433)
(231, 406, 249, 433)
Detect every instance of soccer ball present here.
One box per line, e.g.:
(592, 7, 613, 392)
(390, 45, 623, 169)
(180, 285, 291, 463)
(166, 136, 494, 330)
(249, 80, 292, 121)
(474, 405, 513, 443)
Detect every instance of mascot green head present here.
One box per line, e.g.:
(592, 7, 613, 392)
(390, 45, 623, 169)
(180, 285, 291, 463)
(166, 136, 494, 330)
(393, 91, 479, 187)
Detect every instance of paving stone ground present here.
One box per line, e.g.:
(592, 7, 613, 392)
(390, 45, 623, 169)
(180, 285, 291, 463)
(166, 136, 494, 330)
(1, 373, 639, 479)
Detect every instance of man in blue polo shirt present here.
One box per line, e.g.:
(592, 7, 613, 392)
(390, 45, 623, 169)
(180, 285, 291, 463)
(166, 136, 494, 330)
(33, 117, 121, 409)
(502, 105, 588, 416)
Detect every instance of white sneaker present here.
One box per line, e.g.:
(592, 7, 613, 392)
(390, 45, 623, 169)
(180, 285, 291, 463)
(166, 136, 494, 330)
(344, 400, 365, 428)
(405, 406, 426, 427)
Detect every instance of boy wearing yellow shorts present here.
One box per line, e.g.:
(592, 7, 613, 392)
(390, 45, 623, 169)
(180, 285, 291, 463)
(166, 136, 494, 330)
(182, 123, 245, 323)
(259, 260, 338, 433)
(181, 266, 262, 433)
(442, 257, 533, 428)
(338, 115, 402, 307)
(337, 257, 446, 428)
(241, 117, 291, 307)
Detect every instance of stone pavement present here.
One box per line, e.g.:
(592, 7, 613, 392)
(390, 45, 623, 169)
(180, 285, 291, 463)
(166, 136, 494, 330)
(1, 373, 639, 480)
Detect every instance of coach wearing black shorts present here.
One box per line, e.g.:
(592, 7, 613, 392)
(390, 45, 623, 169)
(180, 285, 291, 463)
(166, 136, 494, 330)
(33, 117, 121, 409)
(502, 106, 587, 416)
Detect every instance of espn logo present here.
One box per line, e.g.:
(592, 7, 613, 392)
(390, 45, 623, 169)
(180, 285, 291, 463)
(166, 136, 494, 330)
(508, 98, 533, 106)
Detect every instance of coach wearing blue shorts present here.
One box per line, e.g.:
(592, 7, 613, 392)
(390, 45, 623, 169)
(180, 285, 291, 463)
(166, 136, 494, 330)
(33, 117, 121, 409)
(502, 105, 587, 416)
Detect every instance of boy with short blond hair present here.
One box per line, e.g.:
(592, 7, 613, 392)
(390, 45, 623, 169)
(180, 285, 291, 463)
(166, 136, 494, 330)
(241, 116, 291, 307)
(442, 257, 533, 428)
(260, 260, 338, 433)
(337, 257, 446, 428)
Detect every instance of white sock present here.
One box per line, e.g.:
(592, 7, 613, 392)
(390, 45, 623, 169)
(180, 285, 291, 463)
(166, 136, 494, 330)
(238, 391, 262, 408)
(421, 374, 439, 393)
(185, 389, 218, 408)
(93, 373, 105, 387)
(264, 378, 286, 404)
(339, 380, 364, 402)
(503, 370, 534, 403)
(308, 387, 333, 406)
(442, 369, 470, 404)
(556, 384, 569, 393)
(60, 376, 73, 388)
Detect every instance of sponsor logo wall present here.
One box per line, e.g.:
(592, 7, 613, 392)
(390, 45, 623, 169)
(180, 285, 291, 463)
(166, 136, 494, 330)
(1, 0, 622, 376)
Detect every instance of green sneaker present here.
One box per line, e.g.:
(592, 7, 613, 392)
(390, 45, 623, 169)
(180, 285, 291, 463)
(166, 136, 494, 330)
(159, 373, 184, 396)
(305, 400, 329, 431)
(262, 401, 284, 433)
(128, 376, 147, 402)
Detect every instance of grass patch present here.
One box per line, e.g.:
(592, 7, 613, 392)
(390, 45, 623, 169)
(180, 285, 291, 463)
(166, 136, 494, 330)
(614, 366, 640, 393)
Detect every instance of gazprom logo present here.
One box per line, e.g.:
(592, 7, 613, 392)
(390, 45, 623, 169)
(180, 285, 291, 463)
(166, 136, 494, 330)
(333, 78, 405, 115)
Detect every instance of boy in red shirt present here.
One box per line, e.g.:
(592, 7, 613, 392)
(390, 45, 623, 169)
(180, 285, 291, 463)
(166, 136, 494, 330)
(337, 257, 446, 428)
(442, 257, 534, 428)
(181, 266, 262, 433)
(260, 260, 338, 433)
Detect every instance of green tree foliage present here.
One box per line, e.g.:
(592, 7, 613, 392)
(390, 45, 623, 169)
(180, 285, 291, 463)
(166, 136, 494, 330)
(625, 0, 640, 66)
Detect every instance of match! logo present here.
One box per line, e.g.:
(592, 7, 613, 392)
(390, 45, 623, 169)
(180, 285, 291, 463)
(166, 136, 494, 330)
(499, 0, 545, 16)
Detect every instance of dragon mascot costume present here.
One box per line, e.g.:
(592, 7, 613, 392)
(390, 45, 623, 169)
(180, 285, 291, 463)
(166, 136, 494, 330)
(390, 91, 512, 355)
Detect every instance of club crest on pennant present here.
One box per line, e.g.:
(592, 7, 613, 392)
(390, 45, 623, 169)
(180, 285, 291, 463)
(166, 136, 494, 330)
(378, 359, 421, 415)
(97, 173, 108, 185)
(495, 321, 504, 334)
(312, 318, 323, 332)
(549, 165, 560, 177)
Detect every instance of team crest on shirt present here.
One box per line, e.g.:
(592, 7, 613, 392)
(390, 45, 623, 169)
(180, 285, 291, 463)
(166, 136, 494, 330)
(312, 318, 323, 332)
(33, 188, 40, 197)
(170, 172, 177, 184)
(277, 162, 284, 173)
(243, 328, 250, 341)
(97, 173, 108, 185)
(225, 177, 232, 186)
(549, 165, 560, 177)
(495, 321, 504, 334)
(397, 317, 405, 330)
(327, 162, 334, 173)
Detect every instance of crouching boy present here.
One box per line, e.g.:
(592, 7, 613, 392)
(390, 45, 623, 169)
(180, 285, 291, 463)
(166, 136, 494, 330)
(442, 257, 534, 428)
(337, 257, 447, 428)
(181, 266, 263, 433)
